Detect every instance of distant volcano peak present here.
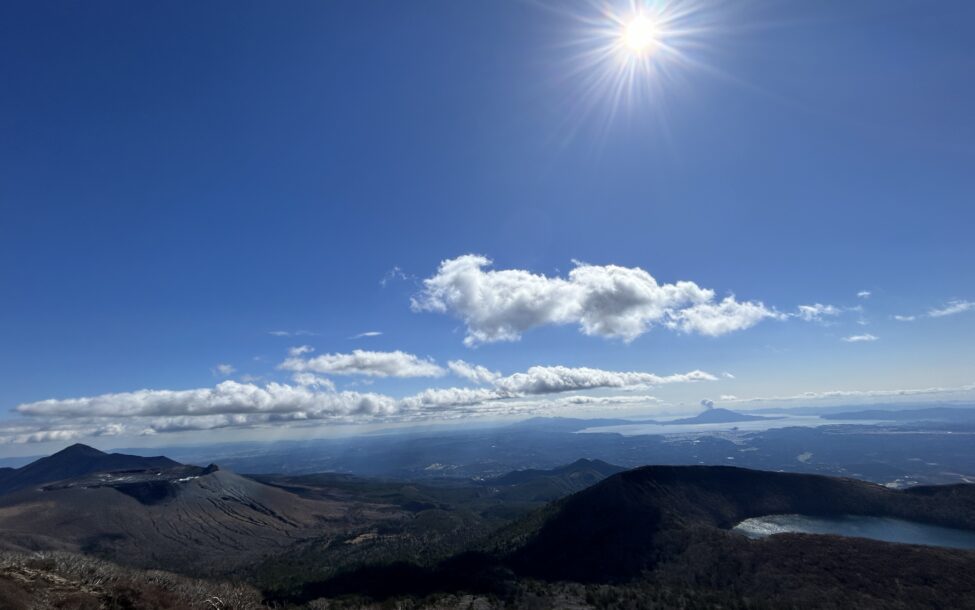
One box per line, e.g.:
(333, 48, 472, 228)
(52, 443, 107, 458)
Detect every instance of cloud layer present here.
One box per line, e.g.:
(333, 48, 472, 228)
(9, 363, 715, 443)
(411, 255, 781, 345)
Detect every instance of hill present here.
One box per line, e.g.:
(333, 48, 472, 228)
(504, 465, 975, 581)
(0, 446, 406, 575)
(290, 466, 975, 608)
(0, 444, 180, 496)
(661, 407, 776, 425)
(488, 457, 623, 485)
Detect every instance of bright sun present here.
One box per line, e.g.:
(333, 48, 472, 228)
(622, 15, 658, 53)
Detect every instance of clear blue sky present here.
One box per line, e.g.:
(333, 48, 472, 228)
(1, 0, 973, 453)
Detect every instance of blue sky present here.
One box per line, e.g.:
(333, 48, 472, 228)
(1, 0, 973, 453)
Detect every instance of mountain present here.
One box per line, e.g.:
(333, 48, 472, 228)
(0, 443, 180, 496)
(291, 465, 975, 608)
(0, 445, 406, 575)
(486, 458, 625, 501)
(504, 465, 975, 581)
(660, 407, 776, 425)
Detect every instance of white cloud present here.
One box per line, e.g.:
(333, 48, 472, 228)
(280, 349, 445, 378)
(12, 363, 715, 442)
(290, 372, 336, 391)
(795, 303, 841, 323)
(398, 387, 501, 411)
(16, 429, 88, 444)
(412, 255, 781, 346)
(351, 331, 383, 339)
(269, 330, 316, 337)
(16, 381, 397, 419)
(719, 394, 738, 401)
(857, 291, 872, 299)
(668, 297, 784, 336)
(722, 372, 736, 379)
(893, 315, 916, 322)
(928, 300, 975, 318)
(447, 360, 501, 384)
(492, 366, 715, 395)
(842, 334, 878, 343)
(723, 382, 975, 405)
(288, 345, 314, 357)
(380, 266, 415, 287)
(212, 363, 236, 376)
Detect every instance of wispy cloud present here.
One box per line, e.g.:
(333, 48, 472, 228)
(891, 299, 973, 322)
(268, 330, 316, 337)
(350, 331, 383, 339)
(722, 382, 975, 405)
(857, 290, 872, 299)
(842, 334, 878, 343)
(212, 363, 236, 376)
(380, 266, 413, 287)
(928, 300, 975, 318)
(795, 303, 841, 323)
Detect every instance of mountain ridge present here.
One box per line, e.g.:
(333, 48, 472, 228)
(0, 443, 181, 496)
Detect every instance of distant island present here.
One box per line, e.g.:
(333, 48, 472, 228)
(659, 407, 780, 426)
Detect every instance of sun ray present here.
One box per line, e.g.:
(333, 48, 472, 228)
(542, 0, 732, 142)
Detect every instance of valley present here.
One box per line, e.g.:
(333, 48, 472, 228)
(1, 440, 975, 608)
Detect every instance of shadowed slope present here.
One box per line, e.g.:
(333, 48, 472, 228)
(505, 465, 975, 581)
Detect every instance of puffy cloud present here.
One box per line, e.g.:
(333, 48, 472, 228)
(700, 398, 715, 410)
(288, 345, 314, 357)
(16, 381, 397, 419)
(398, 387, 501, 411)
(12, 362, 714, 442)
(857, 291, 872, 299)
(842, 333, 878, 343)
(280, 349, 445, 378)
(928, 300, 974, 318)
(290, 372, 336, 391)
(795, 303, 841, 323)
(492, 366, 715, 395)
(447, 360, 501, 384)
(667, 297, 784, 336)
(212, 363, 236, 376)
(412, 255, 780, 345)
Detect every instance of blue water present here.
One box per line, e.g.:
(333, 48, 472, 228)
(734, 514, 975, 550)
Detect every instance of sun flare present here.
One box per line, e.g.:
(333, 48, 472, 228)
(622, 15, 658, 53)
